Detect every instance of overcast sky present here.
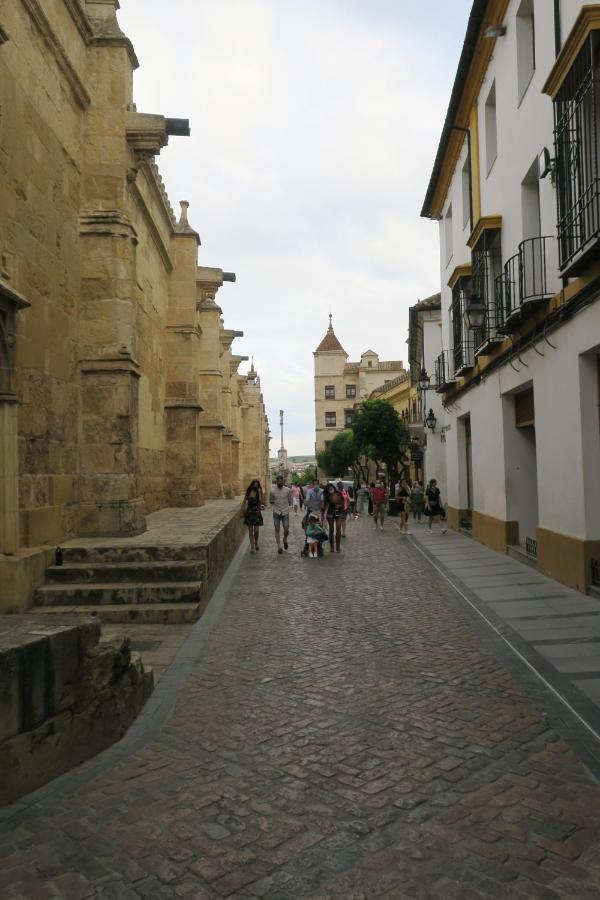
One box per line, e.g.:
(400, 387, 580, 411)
(118, 0, 472, 456)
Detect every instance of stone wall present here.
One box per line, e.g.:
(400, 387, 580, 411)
(0, 0, 270, 606)
(0, 615, 153, 805)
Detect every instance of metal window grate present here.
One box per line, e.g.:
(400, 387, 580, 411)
(525, 537, 538, 558)
(472, 244, 503, 352)
(451, 283, 475, 373)
(434, 350, 455, 392)
(554, 31, 600, 274)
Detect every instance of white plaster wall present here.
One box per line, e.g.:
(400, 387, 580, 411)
(443, 303, 600, 539)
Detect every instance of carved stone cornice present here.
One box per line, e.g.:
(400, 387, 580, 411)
(164, 400, 204, 411)
(87, 0, 139, 69)
(21, 0, 91, 108)
(79, 209, 138, 242)
(79, 355, 141, 377)
(126, 112, 168, 156)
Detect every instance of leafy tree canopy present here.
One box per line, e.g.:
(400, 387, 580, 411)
(352, 399, 409, 476)
(316, 430, 358, 478)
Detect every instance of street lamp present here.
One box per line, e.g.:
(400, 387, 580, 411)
(418, 367, 431, 392)
(464, 292, 486, 331)
(425, 409, 437, 432)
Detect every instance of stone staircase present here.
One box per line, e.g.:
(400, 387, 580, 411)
(30, 544, 206, 625)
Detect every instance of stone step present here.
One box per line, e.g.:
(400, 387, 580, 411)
(29, 603, 202, 625)
(45, 560, 205, 584)
(60, 545, 202, 564)
(34, 581, 203, 608)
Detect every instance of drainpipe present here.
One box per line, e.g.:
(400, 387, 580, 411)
(553, 0, 562, 57)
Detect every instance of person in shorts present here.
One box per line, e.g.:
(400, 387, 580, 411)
(270, 474, 293, 554)
(337, 481, 350, 538)
(306, 513, 327, 558)
(396, 478, 412, 535)
(372, 479, 388, 531)
(424, 478, 447, 533)
(291, 483, 301, 515)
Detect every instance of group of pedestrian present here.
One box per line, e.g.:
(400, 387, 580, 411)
(395, 476, 447, 535)
(240, 473, 447, 556)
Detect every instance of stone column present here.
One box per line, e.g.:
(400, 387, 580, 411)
(196, 276, 225, 499)
(77, 3, 146, 535)
(165, 203, 204, 507)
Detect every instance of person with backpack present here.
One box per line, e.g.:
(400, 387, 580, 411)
(372, 479, 389, 531)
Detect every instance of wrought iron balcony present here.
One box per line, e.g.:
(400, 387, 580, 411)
(434, 350, 455, 393)
(471, 246, 503, 356)
(554, 30, 600, 275)
(451, 290, 475, 375)
(495, 237, 554, 334)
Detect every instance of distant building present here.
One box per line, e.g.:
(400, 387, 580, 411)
(313, 316, 406, 454)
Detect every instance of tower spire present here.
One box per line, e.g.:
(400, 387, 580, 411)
(328, 313, 333, 332)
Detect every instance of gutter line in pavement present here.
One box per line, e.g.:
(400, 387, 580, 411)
(408, 534, 600, 748)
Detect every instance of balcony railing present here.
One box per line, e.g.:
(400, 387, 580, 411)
(554, 31, 600, 275)
(495, 237, 554, 334)
(434, 350, 455, 393)
(472, 247, 503, 356)
(451, 290, 475, 375)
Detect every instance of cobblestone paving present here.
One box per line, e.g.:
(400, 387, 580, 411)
(3, 516, 600, 899)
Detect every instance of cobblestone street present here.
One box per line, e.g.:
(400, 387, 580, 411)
(3, 515, 600, 899)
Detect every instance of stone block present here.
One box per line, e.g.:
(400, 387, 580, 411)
(51, 475, 75, 506)
(0, 647, 21, 742)
(23, 505, 64, 547)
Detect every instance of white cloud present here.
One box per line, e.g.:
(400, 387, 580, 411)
(118, 0, 469, 454)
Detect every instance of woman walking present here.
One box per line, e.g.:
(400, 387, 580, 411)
(397, 478, 412, 535)
(241, 479, 265, 552)
(424, 478, 448, 534)
(337, 481, 350, 538)
(291, 483, 301, 515)
(356, 482, 369, 516)
(323, 483, 344, 552)
(411, 480, 424, 523)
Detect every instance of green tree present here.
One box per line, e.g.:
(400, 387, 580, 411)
(317, 431, 364, 482)
(293, 465, 317, 486)
(351, 399, 409, 484)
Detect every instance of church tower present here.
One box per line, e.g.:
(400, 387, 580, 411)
(313, 316, 348, 455)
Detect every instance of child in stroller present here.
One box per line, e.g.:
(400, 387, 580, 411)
(301, 512, 327, 558)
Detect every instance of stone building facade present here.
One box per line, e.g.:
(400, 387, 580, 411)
(313, 317, 405, 454)
(0, 1, 269, 606)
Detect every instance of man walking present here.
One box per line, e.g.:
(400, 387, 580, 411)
(372, 479, 389, 531)
(304, 478, 323, 517)
(270, 474, 293, 554)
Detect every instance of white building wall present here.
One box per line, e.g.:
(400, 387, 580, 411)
(442, 302, 600, 539)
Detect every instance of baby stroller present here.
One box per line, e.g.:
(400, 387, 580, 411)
(300, 511, 326, 558)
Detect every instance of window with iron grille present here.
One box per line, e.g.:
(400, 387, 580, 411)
(344, 410, 354, 427)
(451, 277, 475, 373)
(471, 229, 502, 351)
(325, 385, 335, 399)
(325, 412, 336, 427)
(346, 384, 356, 398)
(554, 30, 600, 274)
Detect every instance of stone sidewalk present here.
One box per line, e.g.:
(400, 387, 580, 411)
(404, 520, 600, 769)
(2, 515, 600, 898)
